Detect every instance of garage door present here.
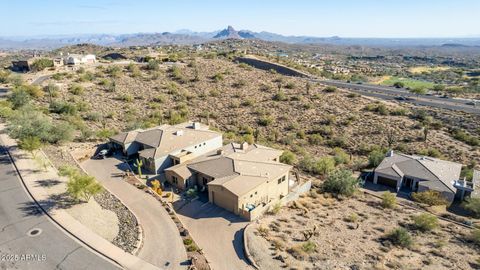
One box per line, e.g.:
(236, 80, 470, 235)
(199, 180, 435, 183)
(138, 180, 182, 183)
(377, 176, 398, 188)
(212, 191, 236, 213)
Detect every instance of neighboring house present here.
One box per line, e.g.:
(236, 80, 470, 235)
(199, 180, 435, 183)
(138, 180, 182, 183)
(11, 59, 33, 72)
(373, 151, 477, 202)
(64, 54, 96, 65)
(109, 122, 222, 174)
(165, 142, 293, 220)
(53, 57, 64, 67)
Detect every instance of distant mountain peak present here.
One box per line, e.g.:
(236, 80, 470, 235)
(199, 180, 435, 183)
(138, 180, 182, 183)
(214, 25, 241, 39)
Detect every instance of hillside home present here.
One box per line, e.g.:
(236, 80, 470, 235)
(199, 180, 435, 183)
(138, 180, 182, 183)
(165, 142, 293, 220)
(373, 151, 478, 202)
(64, 54, 96, 65)
(109, 122, 222, 174)
(11, 59, 33, 72)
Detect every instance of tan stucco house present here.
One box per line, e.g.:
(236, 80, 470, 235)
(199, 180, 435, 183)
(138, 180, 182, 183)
(165, 142, 293, 220)
(373, 151, 477, 202)
(109, 122, 222, 174)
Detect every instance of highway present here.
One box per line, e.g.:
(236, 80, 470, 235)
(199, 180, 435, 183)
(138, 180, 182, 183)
(315, 80, 480, 115)
(0, 146, 120, 270)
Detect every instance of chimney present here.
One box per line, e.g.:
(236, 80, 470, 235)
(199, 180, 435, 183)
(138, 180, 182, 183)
(386, 150, 394, 157)
(241, 142, 249, 150)
(192, 122, 201, 130)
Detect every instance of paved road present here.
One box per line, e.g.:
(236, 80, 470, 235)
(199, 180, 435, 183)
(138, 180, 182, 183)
(0, 146, 120, 270)
(31, 75, 50, 86)
(317, 80, 480, 115)
(82, 157, 189, 270)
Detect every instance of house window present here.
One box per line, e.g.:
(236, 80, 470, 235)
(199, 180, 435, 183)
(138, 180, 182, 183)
(278, 175, 286, 184)
(172, 176, 178, 185)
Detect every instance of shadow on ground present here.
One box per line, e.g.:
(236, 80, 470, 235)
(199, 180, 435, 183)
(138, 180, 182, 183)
(18, 192, 79, 217)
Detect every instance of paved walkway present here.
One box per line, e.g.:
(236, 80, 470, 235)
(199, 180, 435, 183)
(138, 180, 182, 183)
(82, 157, 189, 270)
(0, 125, 159, 270)
(175, 200, 252, 270)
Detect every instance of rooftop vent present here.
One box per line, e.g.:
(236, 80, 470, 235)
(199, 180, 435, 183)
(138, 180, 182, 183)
(241, 142, 249, 150)
(175, 130, 184, 136)
(386, 150, 394, 157)
(217, 149, 224, 155)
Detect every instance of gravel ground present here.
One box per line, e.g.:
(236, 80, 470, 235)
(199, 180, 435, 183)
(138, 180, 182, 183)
(95, 191, 140, 254)
(66, 196, 119, 241)
(43, 144, 141, 254)
(247, 192, 480, 270)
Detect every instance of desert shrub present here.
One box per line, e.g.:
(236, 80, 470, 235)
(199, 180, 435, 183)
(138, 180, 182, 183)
(417, 148, 443, 158)
(333, 147, 349, 165)
(241, 98, 255, 107)
(344, 213, 358, 223)
(7, 107, 74, 144)
(257, 116, 273, 126)
(452, 129, 480, 146)
(8, 88, 30, 108)
(322, 169, 358, 196)
(462, 197, 480, 218)
(242, 134, 254, 144)
(280, 150, 297, 165)
(412, 213, 439, 232)
(381, 192, 397, 208)
(96, 128, 115, 139)
(301, 241, 316, 253)
(324, 86, 337, 92)
(326, 136, 347, 148)
(120, 94, 134, 102)
(386, 228, 412, 248)
(368, 149, 386, 167)
(232, 79, 246, 88)
(308, 134, 323, 145)
(269, 202, 282, 215)
(31, 58, 53, 71)
(0, 70, 11, 83)
(18, 85, 44, 98)
(66, 173, 103, 202)
(85, 112, 102, 122)
(69, 84, 85, 95)
(365, 103, 388, 115)
(257, 226, 269, 237)
(471, 229, 480, 246)
(153, 94, 166, 103)
(211, 73, 224, 82)
(285, 82, 296, 89)
(107, 66, 122, 77)
(183, 238, 193, 245)
(147, 59, 160, 70)
(411, 190, 448, 206)
(390, 108, 409, 116)
(50, 101, 77, 115)
(273, 90, 287, 101)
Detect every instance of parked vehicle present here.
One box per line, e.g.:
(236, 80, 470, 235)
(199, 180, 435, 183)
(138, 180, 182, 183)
(93, 149, 111, 159)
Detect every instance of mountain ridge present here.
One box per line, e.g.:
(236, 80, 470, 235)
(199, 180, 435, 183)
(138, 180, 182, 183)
(1, 26, 480, 50)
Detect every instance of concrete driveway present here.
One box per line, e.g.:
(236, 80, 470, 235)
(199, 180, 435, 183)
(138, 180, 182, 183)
(81, 157, 188, 269)
(175, 199, 252, 270)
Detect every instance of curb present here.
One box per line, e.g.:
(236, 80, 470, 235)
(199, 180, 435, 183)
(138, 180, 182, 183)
(243, 224, 260, 270)
(0, 143, 123, 269)
(71, 153, 145, 256)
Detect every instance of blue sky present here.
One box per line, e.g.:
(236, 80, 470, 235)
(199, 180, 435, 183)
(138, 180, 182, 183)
(2, 0, 480, 38)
